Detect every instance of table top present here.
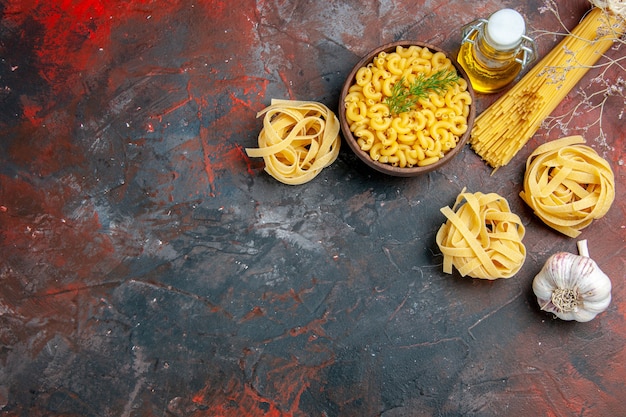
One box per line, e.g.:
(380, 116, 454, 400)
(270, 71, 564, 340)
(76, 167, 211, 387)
(1, 0, 624, 416)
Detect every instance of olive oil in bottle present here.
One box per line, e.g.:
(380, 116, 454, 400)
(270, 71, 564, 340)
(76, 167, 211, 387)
(457, 9, 537, 94)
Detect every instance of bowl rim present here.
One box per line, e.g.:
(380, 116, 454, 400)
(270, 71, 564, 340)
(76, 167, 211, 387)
(338, 40, 476, 177)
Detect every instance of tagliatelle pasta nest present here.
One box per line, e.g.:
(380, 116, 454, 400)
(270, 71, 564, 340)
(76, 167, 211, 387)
(436, 189, 526, 280)
(519, 135, 615, 238)
(245, 99, 341, 185)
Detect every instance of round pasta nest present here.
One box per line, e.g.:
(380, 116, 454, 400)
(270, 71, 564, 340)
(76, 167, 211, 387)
(436, 189, 526, 280)
(519, 135, 615, 238)
(245, 99, 341, 185)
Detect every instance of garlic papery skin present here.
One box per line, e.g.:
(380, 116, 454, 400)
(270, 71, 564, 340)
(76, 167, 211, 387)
(532, 240, 612, 322)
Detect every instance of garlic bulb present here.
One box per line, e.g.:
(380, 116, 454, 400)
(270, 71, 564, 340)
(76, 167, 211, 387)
(532, 240, 612, 322)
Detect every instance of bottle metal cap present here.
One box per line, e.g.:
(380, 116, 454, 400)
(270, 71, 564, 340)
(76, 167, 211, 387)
(485, 8, 526, 50)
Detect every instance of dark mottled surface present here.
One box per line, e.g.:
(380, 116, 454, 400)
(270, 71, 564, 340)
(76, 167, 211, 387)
(1, 0, 625, 416)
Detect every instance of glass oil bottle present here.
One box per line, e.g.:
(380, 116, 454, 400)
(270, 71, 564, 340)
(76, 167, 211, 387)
(457, 8, 537, 94)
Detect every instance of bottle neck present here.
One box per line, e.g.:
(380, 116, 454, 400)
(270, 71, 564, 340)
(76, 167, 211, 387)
(474, 30, 520, 69)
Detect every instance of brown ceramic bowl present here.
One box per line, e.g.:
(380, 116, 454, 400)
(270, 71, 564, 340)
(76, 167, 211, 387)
(339, 41, 476, 176)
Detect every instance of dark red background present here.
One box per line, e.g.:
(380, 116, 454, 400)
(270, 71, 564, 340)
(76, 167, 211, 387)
(1, 0, 625, 416)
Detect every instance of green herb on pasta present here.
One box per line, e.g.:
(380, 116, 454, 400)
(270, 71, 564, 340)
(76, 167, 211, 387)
(385, 69, 459, 115)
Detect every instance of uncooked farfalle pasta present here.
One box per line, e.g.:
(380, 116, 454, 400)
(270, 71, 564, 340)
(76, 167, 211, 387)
(344, 45, 472, 167)
(245, 99, 341, 185)
(436, 189, 526, 280)
(519, 135, 615, 238)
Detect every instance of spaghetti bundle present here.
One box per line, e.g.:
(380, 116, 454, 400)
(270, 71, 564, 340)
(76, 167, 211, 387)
(436, 189, 526, 280)
(246, 99, 341, 185)
(520, 135, 615, 238)
(470, 5, 626, 169)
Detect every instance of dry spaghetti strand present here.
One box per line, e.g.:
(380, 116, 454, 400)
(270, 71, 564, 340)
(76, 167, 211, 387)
(470, 6, 626, 169)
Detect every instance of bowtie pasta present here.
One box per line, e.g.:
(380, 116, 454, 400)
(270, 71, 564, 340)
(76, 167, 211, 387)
(344, 45, 472, 168)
